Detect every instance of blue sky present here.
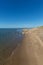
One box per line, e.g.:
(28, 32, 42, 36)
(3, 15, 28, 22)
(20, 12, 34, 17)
(0, 0, 43, 28)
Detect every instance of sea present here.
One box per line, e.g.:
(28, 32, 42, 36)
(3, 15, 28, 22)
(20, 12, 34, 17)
(0, 28, 24, 63)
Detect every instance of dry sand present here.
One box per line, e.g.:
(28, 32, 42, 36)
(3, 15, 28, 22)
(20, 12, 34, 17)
(1, 27, 43, 65)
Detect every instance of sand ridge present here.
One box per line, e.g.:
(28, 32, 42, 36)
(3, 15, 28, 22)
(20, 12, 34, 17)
(1, 27, 43, 65)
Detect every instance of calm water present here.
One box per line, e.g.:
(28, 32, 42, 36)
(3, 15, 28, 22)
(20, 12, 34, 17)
(0, 28, 24, 63)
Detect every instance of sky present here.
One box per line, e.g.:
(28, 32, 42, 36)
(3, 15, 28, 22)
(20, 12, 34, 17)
(0, 0, 43, 28)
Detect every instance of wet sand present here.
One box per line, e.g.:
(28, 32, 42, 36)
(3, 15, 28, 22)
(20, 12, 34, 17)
(0, 28, 43, 65)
